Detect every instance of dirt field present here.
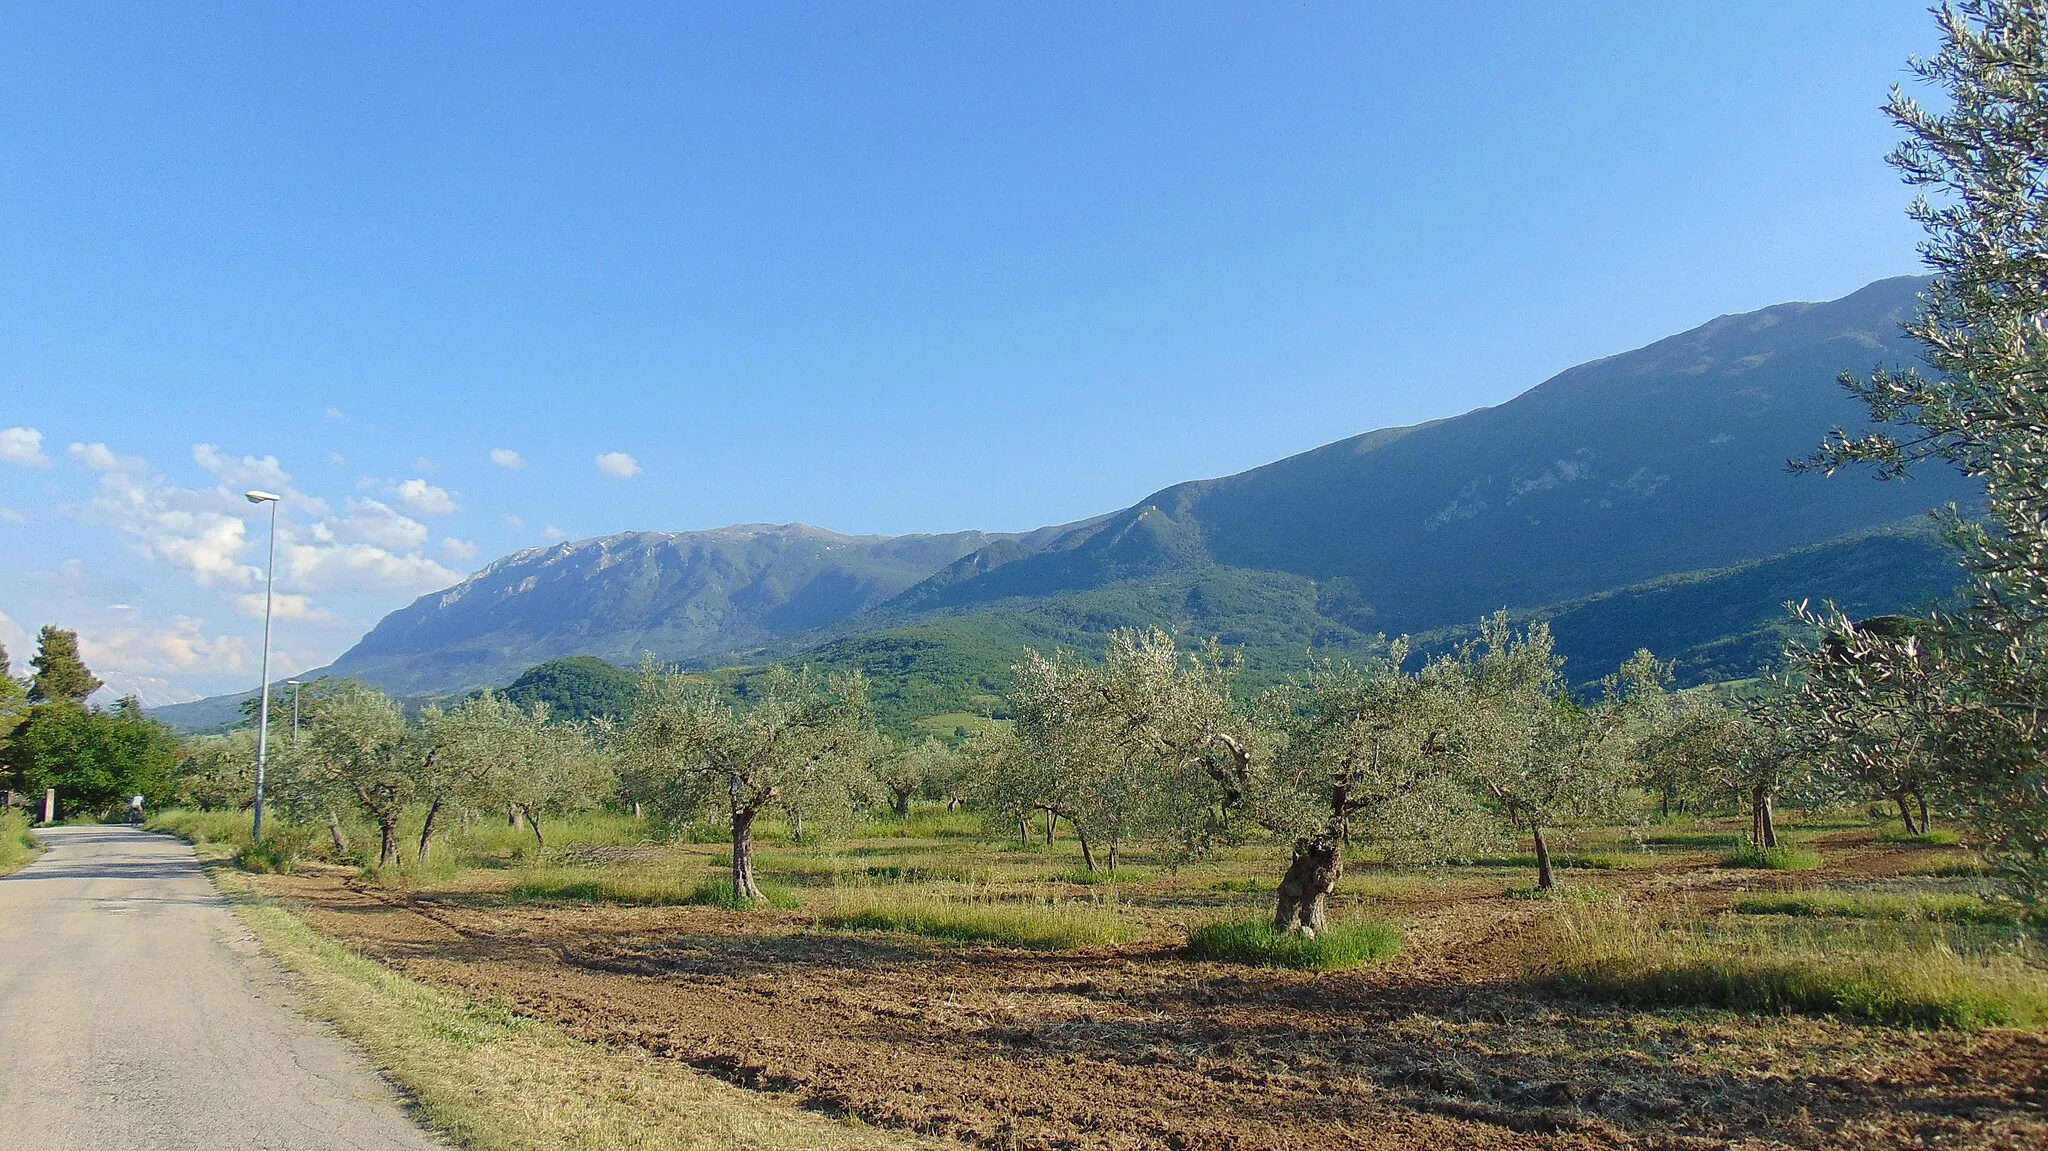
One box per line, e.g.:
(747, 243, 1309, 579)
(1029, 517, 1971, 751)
(254, 831, 2048, 1150)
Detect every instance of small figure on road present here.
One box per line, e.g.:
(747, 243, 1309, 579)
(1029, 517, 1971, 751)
(127, 795, 144, 825)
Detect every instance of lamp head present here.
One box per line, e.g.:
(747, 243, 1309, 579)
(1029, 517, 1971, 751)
(245, 490, 281, 504)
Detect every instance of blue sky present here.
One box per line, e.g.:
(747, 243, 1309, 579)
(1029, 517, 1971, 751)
(0, 1, 1937, 702)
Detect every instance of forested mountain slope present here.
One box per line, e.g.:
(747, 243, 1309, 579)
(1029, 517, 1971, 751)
(886, 276, 1977, 636)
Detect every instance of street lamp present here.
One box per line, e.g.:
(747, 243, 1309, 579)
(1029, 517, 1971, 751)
(246, 489, 281, 841)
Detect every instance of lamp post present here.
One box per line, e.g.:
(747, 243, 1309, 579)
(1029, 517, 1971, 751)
(246, 489, 281, 841)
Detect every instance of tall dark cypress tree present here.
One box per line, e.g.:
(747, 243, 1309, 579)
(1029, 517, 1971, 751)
(28, 626, 103, 704)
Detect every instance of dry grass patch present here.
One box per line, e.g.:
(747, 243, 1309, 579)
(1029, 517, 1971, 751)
(210, 867, 953, 1151)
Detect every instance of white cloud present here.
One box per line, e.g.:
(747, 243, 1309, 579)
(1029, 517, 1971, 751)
(503, 514, 524, 530)
(69, 441, 144, 473)
(489, 448, 526, 470)
(1, 427, 49, 467)
(192, 443, 289, 491)
(327, 451, 346, 465)
(337, 497, 430, 551)
(0, 609, 28, 660)
(78, 615, 250, 677)
(0, 507, 22, 524)
(542, 523, 567, 540)
(285, 542, 460, 595)
(389, 477, 459, 515)
(441, 537, 479, 561)
(324, 406, 345, 420)
(235, 592, 331, 622)
(595, 451, 640, 479)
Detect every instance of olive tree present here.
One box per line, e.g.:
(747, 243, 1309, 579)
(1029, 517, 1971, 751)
(1449, 615, 1634, 890)
(1008, 629, 1252, 872)
(874, 735, 958, 820)
(1794, 0, 2048, 895)
(289, 681, 444, 867)
(442, 692, 613, 850)
(620, 663, 873, 903)
(1253, 645, 1478, 934)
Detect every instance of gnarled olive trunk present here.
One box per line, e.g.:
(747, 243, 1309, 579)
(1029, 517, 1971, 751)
(1274, 836, 1343, 935)
(1531, 825, 1556, 890)
(1896, 794, 1922, 835)
(1751, 786, 1778, 849)
(325, 810, 348, 855)
(1077, 829, 1098, 872)
(892, 788, 914, 819)
(731, 807, 765, 904)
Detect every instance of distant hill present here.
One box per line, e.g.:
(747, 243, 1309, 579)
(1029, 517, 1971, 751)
(155, 274, 1983, 731)
(311, 521, 1094, 697)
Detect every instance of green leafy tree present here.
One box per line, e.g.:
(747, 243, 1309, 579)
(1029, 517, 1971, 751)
(287, 681, 444, 867)
(959, 725, 1040, 844)
(873, 735, 958, 819)
(1007, 629, 1253, 873)
(1793, 1, 2048, 894)
(27, 626, 101, 704)
(1254, 645, 1479, 934)
(1, 698, 178, 818)
(0, 642, 26, 771)
(442, 693, 613, 850)
(1448, 615, 1634, 890)
(171, 730, 258, 811)
(620, 662, 873, 903)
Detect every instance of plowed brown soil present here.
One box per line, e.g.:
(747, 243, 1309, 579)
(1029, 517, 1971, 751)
(255, 839, 2048, 1150)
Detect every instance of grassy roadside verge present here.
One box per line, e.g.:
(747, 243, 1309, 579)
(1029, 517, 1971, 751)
(0, 810, 43, 875)
(204, 862, 951, 1151)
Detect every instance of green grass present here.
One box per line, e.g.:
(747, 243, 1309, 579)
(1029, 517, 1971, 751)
(1640, 831, 1743, 849)
(507, 868, 799, 910)
(1719, 845, 1822, 871)
(1472, 852, 1647, 871)
(1211, 876, 1273, 893)
(0, 809, 42, 875)
(1535, 901, 2048, 1030)
(1878, 828, 1961, 847)
(1186, 916, 1402, 971)
(819, 889, 1132, 950)
(849, 807, 983, 840)
(1049, 866, 1149, 885)
(1734, 891, 2031, 926)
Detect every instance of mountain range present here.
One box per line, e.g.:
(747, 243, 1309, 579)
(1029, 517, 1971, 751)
(157, 274, 1979, 731)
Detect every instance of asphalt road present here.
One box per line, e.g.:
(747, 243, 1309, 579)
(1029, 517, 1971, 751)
(0, 825, 443, 1150)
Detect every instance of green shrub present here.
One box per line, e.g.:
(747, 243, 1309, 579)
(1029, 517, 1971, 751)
(1186, 916, 1401, 971)
(1719, 845, 1822, 871)
(0, 809, 41, 874)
